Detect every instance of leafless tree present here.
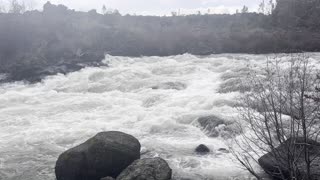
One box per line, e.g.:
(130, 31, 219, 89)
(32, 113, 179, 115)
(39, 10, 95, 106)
(8, 0, 25, 14)
(230, 54, 320, 180)
(0, 0, 6, 12)
(102, 4, 106, 15)
(259, 0, 276, 15)
(241, 5, 249, 13)
(259, 0, 266, 14)
(171, 11, 177, 17)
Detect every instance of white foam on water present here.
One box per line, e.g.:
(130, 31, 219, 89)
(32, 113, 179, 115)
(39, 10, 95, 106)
(1, 53, 318, 180)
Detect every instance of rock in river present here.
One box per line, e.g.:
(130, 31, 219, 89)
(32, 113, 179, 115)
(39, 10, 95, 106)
(116, 157, 172, 180)
(195, 144, 210, 155)
(151, 82, 186, 90)
(55, 131, 141, 180)
(197, 115, 239, 138)
(259, 137, 320, 180)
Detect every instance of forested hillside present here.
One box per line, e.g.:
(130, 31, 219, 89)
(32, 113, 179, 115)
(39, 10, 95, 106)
(0, 0, 319, 82)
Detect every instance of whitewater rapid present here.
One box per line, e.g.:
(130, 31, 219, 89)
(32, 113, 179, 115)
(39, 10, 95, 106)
(1, 53, 319, 180)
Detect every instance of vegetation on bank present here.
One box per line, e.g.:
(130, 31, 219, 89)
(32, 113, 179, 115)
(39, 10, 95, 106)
(0, 0, 320, 81)
(231, 55, 320, 180)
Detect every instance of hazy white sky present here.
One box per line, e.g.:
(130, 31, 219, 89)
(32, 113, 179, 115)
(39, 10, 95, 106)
(24, 0, 262, 15)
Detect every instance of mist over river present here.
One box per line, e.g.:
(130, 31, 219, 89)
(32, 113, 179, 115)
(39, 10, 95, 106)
(1, 53, 319, 180)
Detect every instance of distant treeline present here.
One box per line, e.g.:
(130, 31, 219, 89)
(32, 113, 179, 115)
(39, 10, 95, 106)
(0, 0, 320, 82)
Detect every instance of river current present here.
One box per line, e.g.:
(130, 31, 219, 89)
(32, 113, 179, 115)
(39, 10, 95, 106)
(1, 53, 319, 180)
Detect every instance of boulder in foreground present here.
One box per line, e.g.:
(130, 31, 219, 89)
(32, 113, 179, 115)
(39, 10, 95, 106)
(55, 131, 141, 180)
(259, 137, 320, 180)
(116, 157, 172, 180)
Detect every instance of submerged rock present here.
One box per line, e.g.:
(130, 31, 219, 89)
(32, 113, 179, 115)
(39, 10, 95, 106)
(197, 115, 239, 138)
(117, 157, 172, 180)
(151, 82, 186, 90)
(195, 144, 210, 155)
(197, 115, 229, 137)
(55, 131, 141, 180)
(259, 138, 320, 180)
(217, 148, 230, 154)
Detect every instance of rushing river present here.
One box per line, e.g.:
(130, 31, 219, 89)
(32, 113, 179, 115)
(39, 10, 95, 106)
(0, 53, 319, 180)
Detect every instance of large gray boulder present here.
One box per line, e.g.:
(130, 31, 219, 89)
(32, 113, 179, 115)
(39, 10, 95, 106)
(55, 131, 141, 180)
(259, 138, 320, 180)
(116, 157, 172, 180)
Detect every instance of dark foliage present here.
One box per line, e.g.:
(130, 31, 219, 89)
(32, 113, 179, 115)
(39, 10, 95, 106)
(0, 1, 319, 82)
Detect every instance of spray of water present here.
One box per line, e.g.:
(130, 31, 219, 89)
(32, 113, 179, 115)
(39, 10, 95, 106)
(1, 53, 319, 180)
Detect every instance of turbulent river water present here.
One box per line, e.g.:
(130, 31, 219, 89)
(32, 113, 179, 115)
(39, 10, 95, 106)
(0, 53, 319, 180)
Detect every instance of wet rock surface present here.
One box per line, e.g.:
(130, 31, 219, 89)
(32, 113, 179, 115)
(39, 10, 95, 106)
(151, 82, 187, 90)
(195, 144, 210, 155)
(259, 138, 320, 180)
(197, 115, 239, 138)
(55, 131, 141, 180)
(4, 53, 106, 83)
(217, 148, 230, 154)
(116, 157, 172, 180)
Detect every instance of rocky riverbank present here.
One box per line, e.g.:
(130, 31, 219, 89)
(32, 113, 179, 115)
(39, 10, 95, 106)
(55, 131, 172, 180)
